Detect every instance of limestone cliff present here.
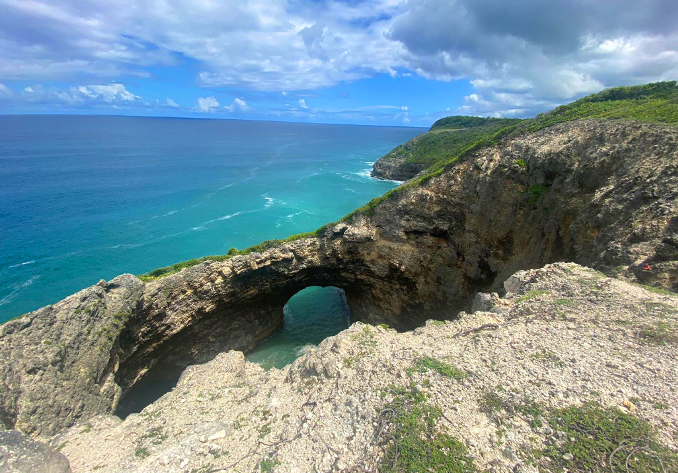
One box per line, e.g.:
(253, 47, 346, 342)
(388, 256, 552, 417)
(1, 119, 677, 437)
(52, 264, 678, 472)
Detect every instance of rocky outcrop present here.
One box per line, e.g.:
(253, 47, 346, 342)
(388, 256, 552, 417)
(53, 264, 678, 472)
(1, 119, 677, 436)
(370, 135, 427, 180)
(0, 430, 71, 473)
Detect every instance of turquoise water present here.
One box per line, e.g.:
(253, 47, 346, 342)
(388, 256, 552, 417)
(0, 116, 421, 352)
(246, 286, 351, 369)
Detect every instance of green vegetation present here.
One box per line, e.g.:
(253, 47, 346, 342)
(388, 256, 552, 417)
(259, 458, 280, 472)
(134, 447, 149, 459)
(479, 388, 544, 428)
(517, 289, 549, 303)
(139, 426, 167, 445)
(632, 282, 678, 296)
(528, 184, 550, 204)
(524, 81, 678, 133)
(380, 116, 521, 168)
(407, 356, 469, 379)
(539, 402, 678, 472)
(638, 322, 678, 346)
(137, 82, 678, 283)
(379, 384, 477, 472)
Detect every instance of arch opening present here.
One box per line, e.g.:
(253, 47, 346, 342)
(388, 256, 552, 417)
(114, 285, 351, 418)
(246, 286, 351, 370)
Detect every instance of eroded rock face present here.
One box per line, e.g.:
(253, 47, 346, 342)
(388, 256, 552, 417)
(55, 264, 678, 472)
(371, 151, 426, 181)
(1, 119, 677, 436)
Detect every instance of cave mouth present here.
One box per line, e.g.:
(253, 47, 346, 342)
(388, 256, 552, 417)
(115, 286, 351, 418)
(246, 286, 352, 370)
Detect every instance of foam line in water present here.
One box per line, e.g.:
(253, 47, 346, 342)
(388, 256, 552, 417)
(8, 260, 35, 269)
(0, 275, 40, 307)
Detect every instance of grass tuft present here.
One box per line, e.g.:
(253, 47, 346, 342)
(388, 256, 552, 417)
(408, 357, 469, 379)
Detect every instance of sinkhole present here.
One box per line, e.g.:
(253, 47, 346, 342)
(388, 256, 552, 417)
(115, 285, 351, 418)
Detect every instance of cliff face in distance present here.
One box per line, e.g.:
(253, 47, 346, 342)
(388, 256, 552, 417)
(372, 80, 678, 182)
(371, 116, 520, 181)
(1, 118, 676, 441)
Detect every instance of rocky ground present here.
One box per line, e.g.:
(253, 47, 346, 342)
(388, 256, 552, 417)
(51, 263, 678, 472)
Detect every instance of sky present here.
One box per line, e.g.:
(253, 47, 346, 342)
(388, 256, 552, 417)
(0, 0, 677, 127)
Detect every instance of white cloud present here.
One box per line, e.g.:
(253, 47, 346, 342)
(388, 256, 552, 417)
(225, 97, 251, 112)
(0, 83, 12, 98)
(165, 98, 179, 107)
(298, 99, 308, 109)
(76, 84, 140, 102)
(401, 105, 408, 110)
(402, 115, 410, 123)
(196, 96, 220, 113)
(23, 87, 33, 93)
(0, 0, 676, 117)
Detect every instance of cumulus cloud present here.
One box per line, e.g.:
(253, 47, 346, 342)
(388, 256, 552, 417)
(165, 98, 179, 107)
(389, 0, 678, 116)
(298, 99, 308, 109)
(0, 0, 677, 117)
(0, 0, 405, 91)
(196, 96, 220, 113)
(225, 97, 251, 112)
(77, 84, 139, 102)
(9, 83, 140, 107)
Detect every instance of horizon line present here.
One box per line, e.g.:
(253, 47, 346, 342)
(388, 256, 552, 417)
(0, 112, 430, 130)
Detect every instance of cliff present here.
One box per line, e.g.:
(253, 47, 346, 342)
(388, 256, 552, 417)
(372, 81, 678, 181)
(1, 118, 676, 443)
(50, 263, 678, 472)
(371, 116, 519, 181)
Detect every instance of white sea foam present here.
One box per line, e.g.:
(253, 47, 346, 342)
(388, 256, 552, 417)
(0, 275, 40, 307)
(262, 194, 287, 208)
(109, 243, 142, 249)
(8, 260, 35, 269)
(354, 169, 372, 179)
(295, 344, 316, 357)
(191, 209, 258, 231)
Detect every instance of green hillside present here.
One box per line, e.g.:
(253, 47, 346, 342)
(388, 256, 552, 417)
(379, 116, 521, 168)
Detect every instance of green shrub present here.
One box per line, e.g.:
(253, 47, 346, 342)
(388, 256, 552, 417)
(540, 402, 678, 472)
(379, 385, 477, 472)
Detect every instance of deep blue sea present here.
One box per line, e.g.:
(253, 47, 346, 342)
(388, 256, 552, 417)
(0, 115, 420, 366)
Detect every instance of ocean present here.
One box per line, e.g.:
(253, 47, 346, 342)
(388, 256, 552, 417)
(0, 115, 421, 367)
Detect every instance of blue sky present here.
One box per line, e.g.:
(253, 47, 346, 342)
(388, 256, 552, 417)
(0, 0, 676, 126)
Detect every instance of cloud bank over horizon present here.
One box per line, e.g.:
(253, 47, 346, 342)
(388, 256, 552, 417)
(0, 0, 676, 124)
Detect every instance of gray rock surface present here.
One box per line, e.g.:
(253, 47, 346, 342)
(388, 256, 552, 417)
(55, 263, 678, 472)
(1, 119, 677, 436)
(0, 430, 71, 473)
